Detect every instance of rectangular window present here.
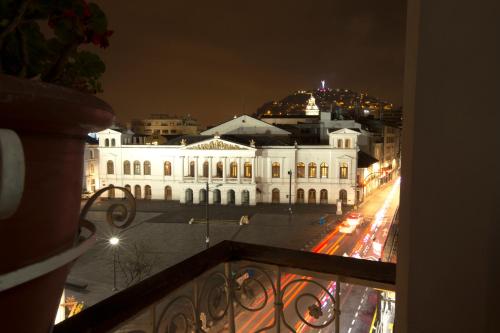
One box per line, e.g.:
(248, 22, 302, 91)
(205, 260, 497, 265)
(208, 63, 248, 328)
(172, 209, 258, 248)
(340, 165, 348, 179)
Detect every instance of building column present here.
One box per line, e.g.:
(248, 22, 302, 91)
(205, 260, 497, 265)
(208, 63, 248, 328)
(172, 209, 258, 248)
(251, 157, 256, 184)
(237, 157, 241, 183)
(223, 157, 227, 183)
(194, 157, 199, 182)
(180, 156, 184, 181)
(208, 157, 212, 183)
(281, 157, 285, 182)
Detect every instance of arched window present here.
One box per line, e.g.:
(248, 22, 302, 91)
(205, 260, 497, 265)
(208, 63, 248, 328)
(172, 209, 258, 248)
(144, 185, 152, 200)
(203, 161, 209, 177)
(105, 138, 109, 147)
(272, 188, 280, 203)
(308, 162, 317, 178)
(164, 186, 172, 200)
(296, 188, 305, 204)
(189, 161, 195, 177)
(340, 163, 349, 179)
(133, 161, 141, 175)
(124, 184, 131, 197)
(123, 161, 131, 175)
(272, 162, 280, 178)
(134, 185, 141, 199)
(244, 162, 252, 178)
(296, 162, 305, 178)
(242, 190, 250, 205)
(107, 160, 114, 174)
(216, 162, 223, 178)
(227, 190, 235, 204)
(320, 162, 328, 178)
(308, 189, 316, 204)
(320, 189, 328, 204)
(230, 162, 238, 178)
(199, 189, 207, 203)
(164, 161, 172, 176)
(144, 161, 151, 175)
(339, 189, 348, 204)
(108, 184, 115, 199)
(111, 138, 116, 147)
(345, 139, 351, 148)
(213, 189, 221, 204)
(89, 150, 94, 159)
(337, 139, 343, 148)
(185, 189, 193, 203)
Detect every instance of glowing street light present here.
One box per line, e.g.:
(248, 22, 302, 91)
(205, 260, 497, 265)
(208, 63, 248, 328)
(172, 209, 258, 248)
(109, 236, 120, 291)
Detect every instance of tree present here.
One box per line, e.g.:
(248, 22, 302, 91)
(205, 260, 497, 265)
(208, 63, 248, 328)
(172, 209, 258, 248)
(117, 242, 157, 288)
(0, 0, 112, 93)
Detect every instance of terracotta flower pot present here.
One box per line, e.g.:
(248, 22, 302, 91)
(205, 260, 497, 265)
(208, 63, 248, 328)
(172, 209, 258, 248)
(0, 74, 113, 332)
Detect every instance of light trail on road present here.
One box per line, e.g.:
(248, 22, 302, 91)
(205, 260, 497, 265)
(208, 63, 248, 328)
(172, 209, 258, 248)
(235, 178, 400, 332)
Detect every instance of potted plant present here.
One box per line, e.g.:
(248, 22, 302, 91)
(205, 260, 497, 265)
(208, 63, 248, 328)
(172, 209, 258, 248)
(0, 1, 114, 331)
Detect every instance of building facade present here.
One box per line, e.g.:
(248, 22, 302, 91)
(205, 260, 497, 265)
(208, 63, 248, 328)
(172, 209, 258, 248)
(128, 114, 200, 136)
(95, 124, 366, 206)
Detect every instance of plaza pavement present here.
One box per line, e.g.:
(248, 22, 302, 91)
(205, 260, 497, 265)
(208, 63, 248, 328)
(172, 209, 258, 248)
(67, 201, 351, 307)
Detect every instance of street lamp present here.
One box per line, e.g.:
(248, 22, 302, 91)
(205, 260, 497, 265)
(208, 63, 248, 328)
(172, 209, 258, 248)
(205, 182, 222, 249)
(287, 170, 293, 215)
(108, 236, 120, 291)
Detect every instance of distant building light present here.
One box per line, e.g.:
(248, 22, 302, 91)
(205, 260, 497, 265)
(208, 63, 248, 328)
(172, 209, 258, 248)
(364, 109, 370, 115)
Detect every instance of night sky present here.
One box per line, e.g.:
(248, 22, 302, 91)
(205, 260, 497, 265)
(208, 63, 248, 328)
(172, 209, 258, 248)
(95, 0, 406, 126)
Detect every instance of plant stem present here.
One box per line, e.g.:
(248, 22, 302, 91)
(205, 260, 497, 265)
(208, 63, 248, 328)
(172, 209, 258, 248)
(42, 39, 79, 83)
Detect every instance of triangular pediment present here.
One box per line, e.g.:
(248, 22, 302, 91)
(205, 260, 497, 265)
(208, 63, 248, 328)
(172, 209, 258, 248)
(330, 128, 360, 135)
(182, 138, 252, 150)
(98, 128, 122, 135)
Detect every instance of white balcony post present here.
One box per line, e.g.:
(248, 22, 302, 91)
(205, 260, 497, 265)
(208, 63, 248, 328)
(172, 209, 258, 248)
(251, 157, 256, 184)
(194, 157, 199, 182)
(237, 157, 241, 183)
(180, 156, 184, 181)
(208, 157, 212, 183)
(223, 157, 227, 182)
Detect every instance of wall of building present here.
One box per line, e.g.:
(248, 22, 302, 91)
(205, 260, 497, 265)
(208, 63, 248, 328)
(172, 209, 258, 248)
(396, 0, 499, 332)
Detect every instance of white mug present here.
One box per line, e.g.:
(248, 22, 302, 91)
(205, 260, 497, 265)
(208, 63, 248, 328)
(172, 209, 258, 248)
(0, 129, 25, 219)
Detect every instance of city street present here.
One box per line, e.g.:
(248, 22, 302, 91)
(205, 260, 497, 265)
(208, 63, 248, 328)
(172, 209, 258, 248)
(231, 178, 400, 333)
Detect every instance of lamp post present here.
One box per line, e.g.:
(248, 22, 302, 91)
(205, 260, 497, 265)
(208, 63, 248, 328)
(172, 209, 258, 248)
(288, 170, 292, 215)
(109, 236, 120, 291)
(206, 182, 222, 249)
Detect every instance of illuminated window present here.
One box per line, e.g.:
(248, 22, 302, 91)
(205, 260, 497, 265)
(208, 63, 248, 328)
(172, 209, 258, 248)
(308, 189, 316, 204)
(345, 139, 351, 148)
(108, 184, 115, 199)
(143, 161, 151, 175)
(340, 163, 348, 179)
(320, 162, 328, 178)
(123, 161, 131, 175)
(134, 185, 141, 199)
(272, 188, 280, 203)
(230, 162, 238, 178)
(90, 163, 94, 174)
(164, 161, 172, 176)
(244, 162, 252, 178)
(144, 185, 152, 200)
(296, 188, 305, 203)
(189, 161, 195, 177)
(272, 162, 280, 178)
(337, 139, 343, 148)
(216, 162, 223, 178)
(308, 162, 317, 178)
(320, 189, 328, 204)
(203, 161, 209, 177)
(106, 160, 114, 174)
(296, 162, 305, 178)
(133, 161, 141, 175)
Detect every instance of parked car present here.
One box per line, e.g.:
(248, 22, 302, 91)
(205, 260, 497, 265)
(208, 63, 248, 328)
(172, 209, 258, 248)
(81, 191, 93, 200)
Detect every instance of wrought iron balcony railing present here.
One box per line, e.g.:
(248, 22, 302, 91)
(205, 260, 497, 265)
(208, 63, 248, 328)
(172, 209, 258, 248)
(54, 241, 395, 333)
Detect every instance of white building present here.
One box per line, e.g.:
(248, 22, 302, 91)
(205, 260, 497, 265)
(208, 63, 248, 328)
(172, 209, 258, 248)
(94, 116, 374, 206)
